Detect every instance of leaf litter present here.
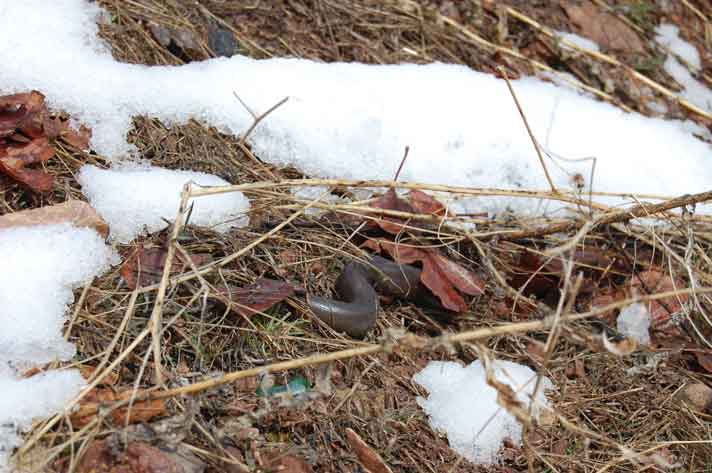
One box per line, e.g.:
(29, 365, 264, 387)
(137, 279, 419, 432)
(4, 0, 712, 471)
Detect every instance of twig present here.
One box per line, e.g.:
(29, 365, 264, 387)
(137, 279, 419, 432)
(499, 66, 557, 193)
(148, 183, 191, 386)
(237, 96, 289, 146)
(498, 189, 712, 240)
(71, 285, 712, 415)
(393, 146, 410, 181)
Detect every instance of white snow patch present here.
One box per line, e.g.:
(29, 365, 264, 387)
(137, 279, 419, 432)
(79, 164, 250, 243)
(617, 303, 651, 345)
(4, 1, 712, 216)
(0, 369, 85, 471)
(0, 223, 117, 471)
(655, 24, 701, 70)
(413, 360, 552, 465)
(655, 24, 712, 113)
(555, 30, 601, 53)
(0, 224, 119, 364)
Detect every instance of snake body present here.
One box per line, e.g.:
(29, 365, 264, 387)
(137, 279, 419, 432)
(308, 255, 422, 337)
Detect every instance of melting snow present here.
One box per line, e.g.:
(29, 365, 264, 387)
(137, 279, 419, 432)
(79, 164, 250, 243)
(3, 1, 712, 216)
(413, 360, 552, 465)
(0, 224, 118, 471)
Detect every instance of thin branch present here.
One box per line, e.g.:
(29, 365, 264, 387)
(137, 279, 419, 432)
(499, 66, 557, 193)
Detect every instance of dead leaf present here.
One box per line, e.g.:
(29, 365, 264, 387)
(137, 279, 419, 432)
(630, 269, 688, 326)
(71, 388, 166, 427)
(0, 137, 54, 191)
(76, 439, 204, 473)
(367, 238, 483, 313)
(345, 428, 393, 473)
(0, 91, 46, 138)
(0, 200, 109, 237)
(370, 189, 416, 234)
(216, 278, 296, 317)
(407, 189, 446, 216)
(121, 244, 212, 289)
(562, 1, 645, 53)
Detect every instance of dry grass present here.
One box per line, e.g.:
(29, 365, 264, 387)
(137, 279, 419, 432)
(4, 1, 712, 472)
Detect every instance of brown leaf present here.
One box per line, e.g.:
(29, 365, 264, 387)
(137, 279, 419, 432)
(45, 116, 92, 149)
(420, 253, 468, 312)
(345, 428, 394, 473)
(71, 388, 166, 427)
(367, 238, 426, 265)
(76, 439, 204, 473)
(368, 238, 482, 313)
(630, 269, 688, 326)
(121, 245, 212, 289)
(216, 278, 296, 317)
(427, 251, 484, 296)
(0, 91, 46, 138)
(562, 1, 645, 53)
(0, 137, 55, 191)
(0, 200, 109, 238)
(407, 190, 446, 216)
(370, 189, 416, 234)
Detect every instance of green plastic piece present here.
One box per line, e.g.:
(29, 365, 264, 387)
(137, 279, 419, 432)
(256, 376, 310, 397)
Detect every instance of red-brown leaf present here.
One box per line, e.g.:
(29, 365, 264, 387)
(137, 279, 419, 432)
(217, 278, 296, 317)
(370, 189, 416, 234)
(427, 251, 484, 296)
(421, 252, 468, 312)
(630, 269, 688, 326)
(407, 190, 446, 216)
(76, 439, 203, 473)
(0, 137, 55, 192)
(367, 239, 480, 313)
(0, 91, 46, 138)
(121, 245, 212, 289)
(367, 238, 426, 265)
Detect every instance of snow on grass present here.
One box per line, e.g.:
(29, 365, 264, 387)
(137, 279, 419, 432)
(0, 223, 118, 471)
(79, 164, 250, 243)
(0, 368, 85, 472)
(413, 360, 552, 465)
(0, 224, 118, 364)
(655, 24, 701, 70)
(555, 30, 601, 53)
(4, 1, 712, 216)
(617, 303, 652, 345)
(655, 24, 712, 113)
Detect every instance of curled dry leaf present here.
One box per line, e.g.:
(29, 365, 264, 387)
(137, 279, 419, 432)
(0, 90, 92, 191)
(0, 137, 54, 192)
(121, 244, 212, 289)
(216, 278, 297, 317)
(0, 200, 109, 238)
(345, 428, 394, 473)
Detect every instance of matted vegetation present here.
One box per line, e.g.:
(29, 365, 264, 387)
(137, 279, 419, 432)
(4, 1, 712, 472)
